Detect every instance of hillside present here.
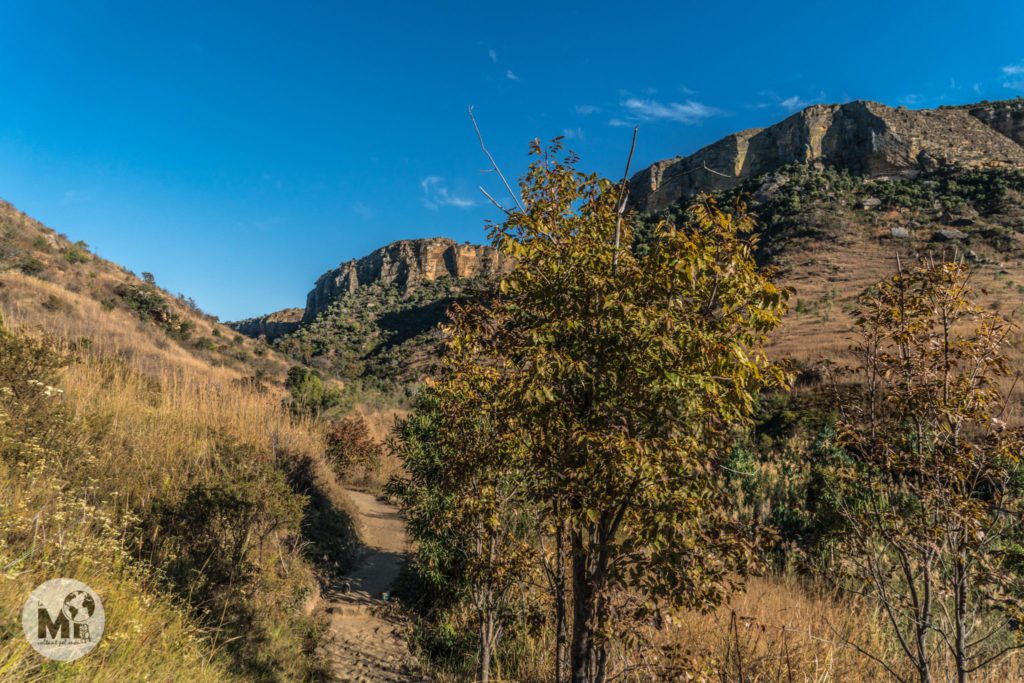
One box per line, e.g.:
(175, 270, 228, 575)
(0, 199, 303, 390)
(0, 199, 358, 680)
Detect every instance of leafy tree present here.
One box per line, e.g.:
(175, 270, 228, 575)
(389, 352, 534, 682)
(825, 259, 1024, 683)
(284, 365, 343, 415)
(440, 140, 788, 682)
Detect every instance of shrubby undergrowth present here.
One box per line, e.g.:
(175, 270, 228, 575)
(0, 317, 357, 681)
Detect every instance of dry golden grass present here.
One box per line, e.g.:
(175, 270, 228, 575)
(0, 458, 241, 683)
(484, 576, 1024, 682)
(0, 224, 357, 679)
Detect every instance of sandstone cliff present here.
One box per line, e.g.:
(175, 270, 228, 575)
(302, 237, 507, 323)
(629, 99, 1024, 213)
(229, 308, 305, 340)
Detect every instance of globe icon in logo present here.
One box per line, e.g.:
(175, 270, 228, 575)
(22, 578, 105, 661)
(62, 591, 96, 624)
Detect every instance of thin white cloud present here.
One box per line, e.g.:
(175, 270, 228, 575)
(488, 48, 497, 63)
(420, 176, 475, 210)
(779, 95, 812, 112)
(749, 91, 824, 113)
(1004, 81, 1024, 91)
(575, 104, 600, 115)
(679, 84, 696, 95)
(61, 190, 92, 205)
(617, 97, 721, 125)
(505, 69, 519, 82)
(352, 202, 374, 219)
(1002, 63, 1024, 75)
(562, 127, 585, 140)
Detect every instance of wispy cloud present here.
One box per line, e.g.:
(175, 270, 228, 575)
(575, 104, 600, 115)
(420, 176, 475, 210)
(505, 69, 520, 82)
(488, 48, 497, 63)
(615, 97, 721, 125)
(61, 190, 92, 205)
(779, 95, 813, 112)
(562, 127, 585, 141)
(352, 202, 374, 219)
(999, 61, 1024, 90)
(748, 91, 823, 113)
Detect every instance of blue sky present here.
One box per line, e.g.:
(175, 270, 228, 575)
(1, 1, 1023, 320)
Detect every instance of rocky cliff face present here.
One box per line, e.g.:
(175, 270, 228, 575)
(967, 100, 1024, 147)
(302, 237, 507, 323)
(629, 99, 1024, 213)
(229, 308, 304, 340)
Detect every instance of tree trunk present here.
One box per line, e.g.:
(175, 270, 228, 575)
(954, 552, 967, 683)
(570, 529, 596, 683)
(479, 616, 492, 683)
(555, 517, 568, 683)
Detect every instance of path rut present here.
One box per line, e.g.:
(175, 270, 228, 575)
(321, 489, 425, 682)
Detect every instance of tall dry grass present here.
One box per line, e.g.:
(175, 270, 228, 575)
(0, 267, 357, 680)
(478, 575, 1024, 682)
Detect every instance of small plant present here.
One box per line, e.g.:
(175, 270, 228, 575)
(19, 256, 45, 275)
(64, 241, 91, 264)
(193, 336, 217, 352)
(41, 294, 73, 313)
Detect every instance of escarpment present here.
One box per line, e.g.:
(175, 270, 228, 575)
(629, 99, 1024, 213)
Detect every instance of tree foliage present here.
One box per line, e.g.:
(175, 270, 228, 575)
(825, 258, 1024, 683)
(396, 139, 789, 682)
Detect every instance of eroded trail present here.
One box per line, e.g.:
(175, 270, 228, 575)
(321, 489, 424, 682)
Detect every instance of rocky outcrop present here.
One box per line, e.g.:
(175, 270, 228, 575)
(303, 238, 508, 323)
(629, 99, 1024, 213)
(229, 308, 304, 341)
(968, 100, 1024, 147)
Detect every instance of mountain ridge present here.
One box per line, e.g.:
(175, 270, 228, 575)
(628, 98, 1024, 213)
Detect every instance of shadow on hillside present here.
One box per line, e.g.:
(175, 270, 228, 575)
(374, 297, 456, 352)
(284, 453, 360, 577)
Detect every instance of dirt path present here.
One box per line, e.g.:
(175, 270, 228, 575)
(320, 489, 425, 682)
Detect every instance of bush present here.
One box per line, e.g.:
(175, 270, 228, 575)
(18, 256, 44, 275)
(324, 414, 382, 480)
(285, 365, 344, 415)
(64, 245, 91, 263)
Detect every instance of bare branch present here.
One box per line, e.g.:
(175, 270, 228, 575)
(613, 126, 639, 270)
(469, 105, 525, 213)
(479, 186, 510, 215)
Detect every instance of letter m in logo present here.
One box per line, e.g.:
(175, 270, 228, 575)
(37, 607, 70, 639)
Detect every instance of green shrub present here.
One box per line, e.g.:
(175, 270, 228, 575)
(18, 256, 44, 275)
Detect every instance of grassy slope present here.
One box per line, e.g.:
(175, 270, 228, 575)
(0, 200, 358, 681)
